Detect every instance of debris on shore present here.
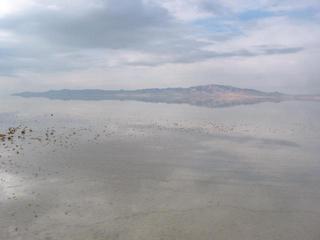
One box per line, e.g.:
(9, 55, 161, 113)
(0, 133, 6, 141)
(0, 126, 33, 143)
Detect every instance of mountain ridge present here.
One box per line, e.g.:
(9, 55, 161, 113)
(13, 84, 320, 108)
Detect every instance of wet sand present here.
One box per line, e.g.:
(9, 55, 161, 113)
(1, 98, 320, 240)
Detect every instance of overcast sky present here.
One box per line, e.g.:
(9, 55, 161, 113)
(0, 0, 319, 94)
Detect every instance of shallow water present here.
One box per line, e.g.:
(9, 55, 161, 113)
(1, 96, 320, 240)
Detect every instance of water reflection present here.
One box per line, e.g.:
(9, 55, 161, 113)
(1, 96, 320, 240)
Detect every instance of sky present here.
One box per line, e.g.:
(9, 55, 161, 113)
(0, 0, 319, 94)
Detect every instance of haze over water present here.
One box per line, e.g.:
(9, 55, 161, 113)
(1, 96, 320, 240)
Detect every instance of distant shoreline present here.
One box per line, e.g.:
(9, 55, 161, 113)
(13, 84, 320, 108)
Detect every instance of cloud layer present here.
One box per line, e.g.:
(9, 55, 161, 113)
(0, 0, 319, 93)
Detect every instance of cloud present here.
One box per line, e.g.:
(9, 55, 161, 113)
(0, 0, 177, 51)
(0, 0, 319, 93)
(0, 0, 206, 73)
(5, 1, 173, 49)
(0, 0, 313, 71)
(126, 46, 304, 66)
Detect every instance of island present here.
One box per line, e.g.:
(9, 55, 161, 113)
(13, 84, 320, 108)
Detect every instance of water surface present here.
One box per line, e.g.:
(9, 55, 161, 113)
(1, 96, 320, 240)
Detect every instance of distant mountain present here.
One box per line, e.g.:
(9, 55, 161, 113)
(13, 84, 320, 108)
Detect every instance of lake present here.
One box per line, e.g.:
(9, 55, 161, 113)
(1, 96, 320, 240)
